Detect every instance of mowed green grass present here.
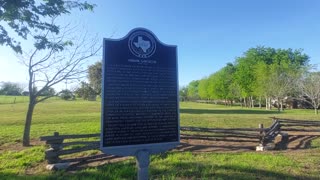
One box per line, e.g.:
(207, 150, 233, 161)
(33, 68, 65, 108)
(0, 100, 320, 179)
(0, 96, 29, 104)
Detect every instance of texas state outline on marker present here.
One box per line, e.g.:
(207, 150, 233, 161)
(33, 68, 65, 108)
(134, 36, 151, 52)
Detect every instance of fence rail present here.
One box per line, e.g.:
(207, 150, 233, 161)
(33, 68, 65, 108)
(40, 117, 320, 167)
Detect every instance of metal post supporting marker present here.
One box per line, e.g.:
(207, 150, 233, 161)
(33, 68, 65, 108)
(136, 150, 150, 180)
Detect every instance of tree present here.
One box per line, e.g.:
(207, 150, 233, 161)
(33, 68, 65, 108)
(234, 56, 256, 107)
(74, 81, 97, 100)
(207, 63, 236, 105)
(179, 86, 188, 101)
(88, 61, 102, 95)
(0, 82, 23, 95)
(187, 80, 200, 100)
(59, 89, 74, 100)
(268, 49, 308, 111)
(38, 87, 56, 96)
(0, 0, 95, 53)
(297, 72, 320, 114)
(17, 23, 100, 146)
(233, 47, 309, 109)
(269, 63, 292, 111)
(254, 61, 273, 109)
(198, 78, 209, 100)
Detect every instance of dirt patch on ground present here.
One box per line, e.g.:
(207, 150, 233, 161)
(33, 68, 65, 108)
(285, 131, 320, 150)
(176, 136, 258, 153)
(0, 138, 44, 153)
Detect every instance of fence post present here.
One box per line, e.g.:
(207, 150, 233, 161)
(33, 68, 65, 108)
(45, 132, 64, 164)
(259, 124, 265, 145)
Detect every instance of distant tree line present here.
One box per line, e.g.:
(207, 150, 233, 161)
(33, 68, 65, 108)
(180, 46, 320, 114)
(0, 82, 55, 96)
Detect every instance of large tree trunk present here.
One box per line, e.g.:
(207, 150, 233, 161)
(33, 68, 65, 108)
(251, 96, 254, 108)
(258, 96, 261, 109)
(269, 98, 272, 110)
(23, 101, 36, 146)
(277, 97, 281, 112)
(315, 108, 318, 115)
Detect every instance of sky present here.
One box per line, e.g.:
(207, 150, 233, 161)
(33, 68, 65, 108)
(1, 0, 320, 90)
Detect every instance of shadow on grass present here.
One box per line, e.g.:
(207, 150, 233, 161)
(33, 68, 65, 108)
(0, 160, 313, 180)
(151, 162, 312, 179)
(180, 108, 280, 115)
(288, 135, 320, 149)
(175, 142, 256, 152)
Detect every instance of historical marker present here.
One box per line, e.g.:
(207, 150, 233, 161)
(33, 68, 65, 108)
(101, 28, 179, 179)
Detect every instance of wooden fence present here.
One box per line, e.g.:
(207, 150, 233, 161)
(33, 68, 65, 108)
(40, 118, 319, 166)
(40, 132, 100, 164)
(275, 118, 320, 132)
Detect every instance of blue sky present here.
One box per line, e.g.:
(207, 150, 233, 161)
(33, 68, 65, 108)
(1, 0, 320, 90)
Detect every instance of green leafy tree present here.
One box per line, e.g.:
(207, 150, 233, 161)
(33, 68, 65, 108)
(179, 86, 188, 101)
(0, 0, 95, 53)
(38, 87, 56, 96)
(198, 78, 209, 100)
(233, 47, 309, 109)
(208, 63, 236, 105)
(74, 81, 97, 100)
(0, 82, 23, 95)
(88, 61, 102, 95)
(233, 57, 256, 107)
(187, 80, 199, 100)
(59, 89, 74, 100)
(268, 49, 309, 111)
(253, 61, 272, 109)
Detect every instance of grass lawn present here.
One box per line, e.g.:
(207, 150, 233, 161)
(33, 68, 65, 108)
(0, 96, 29, 104)
(0, 100, 320, 179)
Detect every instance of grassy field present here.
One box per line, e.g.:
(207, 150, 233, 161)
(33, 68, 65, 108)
(0, 96, 29, 104)
(0, 100, 320, 179)
(0, 95, 61, 104)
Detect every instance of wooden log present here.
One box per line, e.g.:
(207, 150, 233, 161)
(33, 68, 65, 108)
(58, 145, 99, 156)
(280, 124, 320, 127)
(181, 135, 259, 142)
(180, 133, 258, 139)
(60, 154, 118, 163)
(62, 141, 99, 147)
(259, 124, 265, 145)
(41, 133, 100, 141)
(281, 128, 320, 132)
(277, 119, 320, 124)
(180, 126, 267, 132)
(44, 132, 64, 151)
(181, 130, 259, 136)
(45, 148, 60, 164)
(279, 120, 320, 124)
(265, 122, 280, 136)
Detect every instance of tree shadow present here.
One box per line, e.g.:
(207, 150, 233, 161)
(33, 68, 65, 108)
(175, 143, 256, 152)
(287, 135, 320, 150)
(150, 162, 313, 179)
(180, 108, 280, 115)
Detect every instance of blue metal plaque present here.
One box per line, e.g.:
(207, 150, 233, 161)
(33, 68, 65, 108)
(101, 28, 179, 156)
